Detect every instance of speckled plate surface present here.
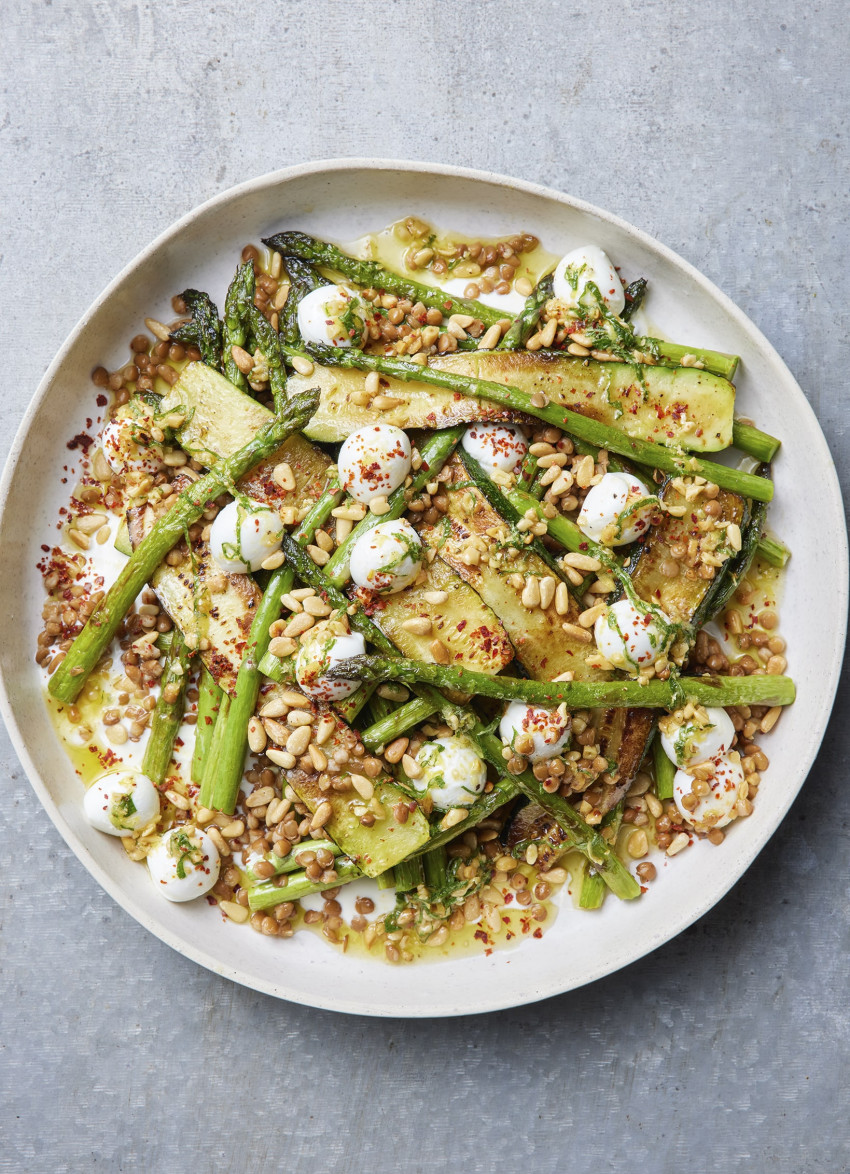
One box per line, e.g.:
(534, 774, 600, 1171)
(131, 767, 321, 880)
(0, 159, 845, 1017)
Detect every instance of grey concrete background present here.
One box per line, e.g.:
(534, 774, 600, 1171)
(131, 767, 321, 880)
(1, 2, 848, 1171)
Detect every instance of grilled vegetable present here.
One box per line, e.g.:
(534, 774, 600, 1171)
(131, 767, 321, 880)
(170, 289, 223, 369)
(499, 275, 554, 349)
(222, 261, 255, 389)
(287, 348, 735, 453)
(141, 631, 192, 785)
(48, 389, 319, 704)
(280, 256, 329, 347)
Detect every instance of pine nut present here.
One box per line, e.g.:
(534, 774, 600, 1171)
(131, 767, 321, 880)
(401, 754, 422, 779)
(207, 826, 230, 857)
(365, 371, 381, 394)
(374, 394, 404, 410)
(627, 829, 649, 858)
(430, 639, 449, 664)
(521, 577, 540, 608)
(219, 900, 249, 923)
(144, 317, 171, 341)
(666, 832, 690, 856)
(283, 613, 314, 638)
(575, 455, 596, 488)
(562, 552, 601, 571)
(248, 716, 267, 753)
(266, 747, 296, 770)
(246, 785, 276, 808)
(308, 744, 328, 772)
(402, 616, 433, 635)
(579, 603, 606, 628)
(477, 323, 502, 350)
(273, 462, 296, 491)
(291, 355, 314, 377)
(164, 789, 190, 810)
(760, 706, 782, 734)
(441, 808, 467, 829)
(307, 545, 330, 565)
(385, 736, 409, 763)
(315, 716, 336, 745)
(554, 581, 571, 615)
(221, 820, 245, 839)
(231, 345, 254, 374)
(68, 529, 90, 550)
(561, 621, 592, 644)
(423, 590, 448, 604)
(260, 551, 285, 571)
(538, 576, 556, 609)
(567, 342, 590, 357)
(350, 773, 374, 801)
(310, 801, 333, 830)
(268, 636, 297, 658)
(515, 276, 533, 297)
(303, 596, 332, 617)
(369, 496, 390, 516)
(286, 726, 311, 757)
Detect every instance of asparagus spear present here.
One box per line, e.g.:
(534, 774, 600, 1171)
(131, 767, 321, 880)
(757, 532, 791, 568)
(277, 534, 640, 898)
(198, 693, 231, 809)
(293, 345, 774, 503)
(328, 653, 797, 710)
(243, 838, 341, 884)
(360, 698, 441, 752)
(263, 230, 506, 328)
(170, 289, 223, 369)
(222, 261, 256, 389)
(422, 844, 449, 892)
(248, 303, 287, 412)
(653, 731, 676, 801)
(48, 388, 320, 705)
(732, 420, 781, 462)
(141, 631, 193, 785)
(323, 425, 464, 587)
(643, 339, 738, 381)
(207, 480, 343, 814)
(498, 275, 553, 350)
(394, 856, 424, 892)
(191, 666, 224, 786)
(578, 800, 625, 910)
(248, 857, 362, 911)
(620, 278, 648, 322)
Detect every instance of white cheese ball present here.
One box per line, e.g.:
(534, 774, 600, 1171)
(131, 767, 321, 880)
(297, 284, 370, 348)
(577, 471, 656, 546)
(209, 499, 284, 574)
(338, 424, 412, 504)
(461, 422, 528, 477)
(83, 769, 160, 837)
(594, 598, 672, 673)
(413, 736, 488, 810)
(661, 706, 736, 769)
(100, 417, 164, 477)
(295, 623, 366, 702)
(552, 245, 625, 316)
(673, 751, 746, 831)
(147, 826, 220, 902)
(499, 702, 571, 763)
(349, 519, 423, 595)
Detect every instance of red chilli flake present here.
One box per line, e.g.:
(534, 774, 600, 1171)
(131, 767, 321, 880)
(67, 433, 95, 453)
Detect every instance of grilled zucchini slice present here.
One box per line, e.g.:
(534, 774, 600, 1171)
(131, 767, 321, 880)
(288, 351, 734, 452)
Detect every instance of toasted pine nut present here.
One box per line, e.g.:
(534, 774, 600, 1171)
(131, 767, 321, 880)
(402, 616, 433, 635)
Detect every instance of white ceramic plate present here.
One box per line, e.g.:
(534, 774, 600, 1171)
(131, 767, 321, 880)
(1, 159, 845, 1017)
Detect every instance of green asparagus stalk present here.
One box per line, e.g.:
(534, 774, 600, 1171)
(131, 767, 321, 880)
(361, 698, 441, 752)
(277, 534, 640, 897)
(328, 653, 796, 710)
(620, 278, 648, 322)
(653, 731, 676, 801)
(170, 289, 223, 369)
(141, 632, 192, 785)
(198, 693, 231, 809)
(324, 425, 464, 587)
(49, 389, 320, 704)
(222, 262, 256, 389)
(295, 344, 774, 503)
(422, 843, 449, 892)
(263, 230, 506, 328)
(756, 532, 791, 568)
(412, 778, 520, 856)
(643, 339, 738, 381)
(207, 480, 343, 814)
(732, 420, 781, 462)
(191, 667, 224, 786)
(394, 856, 424, 892)
(578, 800, 625, 910)
(242, 839, 341, 884)
(248, 857, 362, 911)
(248, 303, 287, 413)
(498, 275, 554, 349)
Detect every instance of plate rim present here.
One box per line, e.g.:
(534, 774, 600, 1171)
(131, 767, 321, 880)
(1, 156, 846, 1017)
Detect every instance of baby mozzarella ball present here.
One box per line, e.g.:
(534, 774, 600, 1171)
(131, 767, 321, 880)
(414, 736, 487, 811)
(209, 499, 284, 574)
(83, 769, 160, 836)
(552, 244, 625, 316)
(100, 417, 164, 477)
(499, 702, 571, 764)
(578, 471, 656, 546)
(295, 622, 366, 702)
(594, 598, 672, 673)
(297, 284, 370, 348)
(661, 706, 736, 769)
(461, 422, 528, 477)
(349, 519, 423, 595)
(147, 826, 220, 902)
(338, 424, 412, 504)
(674, 751, 746, 831)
